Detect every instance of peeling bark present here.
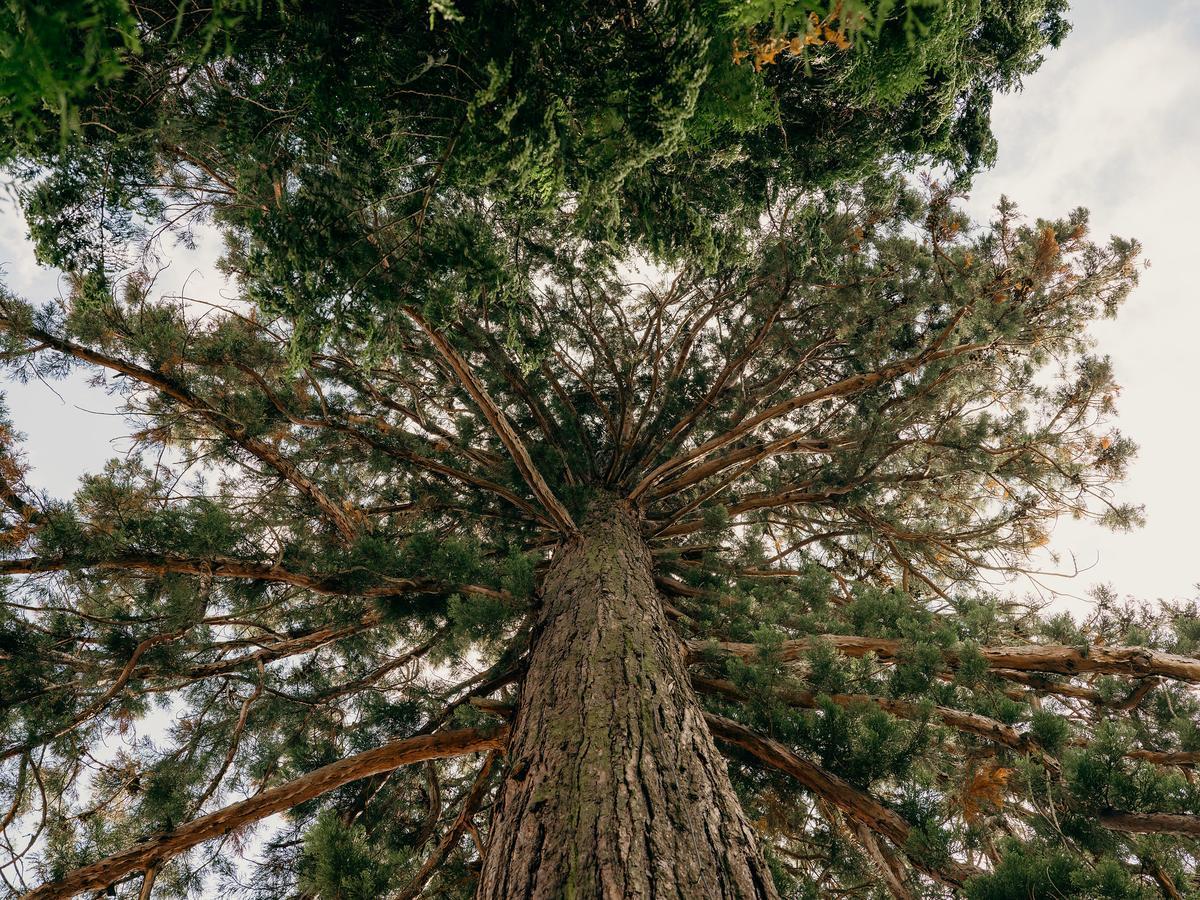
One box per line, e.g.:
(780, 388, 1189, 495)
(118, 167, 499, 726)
(478, 495, 776, 899)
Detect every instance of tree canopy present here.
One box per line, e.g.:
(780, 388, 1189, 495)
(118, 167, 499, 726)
(5, 3, 1197, 900)
(3, 0, 1068, 284)
(4, 169, 1193, 898)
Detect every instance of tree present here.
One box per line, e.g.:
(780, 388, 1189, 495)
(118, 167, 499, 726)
(7, 168, 1197, 900)
(8, 3, 1195, 898)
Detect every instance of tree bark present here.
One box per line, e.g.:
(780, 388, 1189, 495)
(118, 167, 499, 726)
(477, 495, 777, 899)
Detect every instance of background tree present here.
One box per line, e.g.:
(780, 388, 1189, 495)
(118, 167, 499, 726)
(3, 174, 1195, 900)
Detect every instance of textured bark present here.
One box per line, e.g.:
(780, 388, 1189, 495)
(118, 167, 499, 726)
(477, 496, 777, 899)
(1099, 811, 1200, 836)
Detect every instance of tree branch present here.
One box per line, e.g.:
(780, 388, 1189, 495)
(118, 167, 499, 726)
(630, 340, 990, 501)
(21, 726, 508, 900)
(0, 323, 361, 543)
(693, 637, 1200, 683)
(692, 676, 1043, 758)
(704, 712, 981, 888)
(405, 307, 577, 534)
(394, 750, 499, 900)
(1098, 812, 1200, 837)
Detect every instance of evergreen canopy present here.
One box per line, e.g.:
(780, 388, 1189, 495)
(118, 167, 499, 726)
(5, 173, 1194, 898)
(3, 2, 1196, 900)
(3, 0, 1068, 281)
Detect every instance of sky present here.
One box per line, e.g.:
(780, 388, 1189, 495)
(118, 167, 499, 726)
(1, 1, 1198, 609)
(961, 1, 1200, 606)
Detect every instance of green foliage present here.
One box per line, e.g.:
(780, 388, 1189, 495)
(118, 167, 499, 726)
(298, 811, 406, 900)
(1029, 708, 1070, 755)
(0, 0, 140, 140)
(966, 842, 1156, 900)
(1, 0, 1071, 359)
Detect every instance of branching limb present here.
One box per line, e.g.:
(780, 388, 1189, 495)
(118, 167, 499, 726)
(0, 322, 362, 542)
(20, 727, 508, 900)
(394, 750, 500, 900)
(694, 637, 1200, 683)
(704, 712, 981, 888)
(630, 338, 991, 501)
(405, 307, 577, 534)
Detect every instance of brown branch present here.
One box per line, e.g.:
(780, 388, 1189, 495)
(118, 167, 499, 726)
(987, 669, 1105, 703)
(851, 820, 914, 900)
(0, 553, 424, 598)
(21, 726, 509, 900)
(695, 675, 1200, 770)
(189, 681, 264, 817)
(2, 629, 184, 761)
(1, 324, 360, 543)
(136, 866, 158, 900)
(630, 339, 990, 501)
(1, 553, 510, 612)
(469, 325, 578, 486)
(692, 676, 1044, 759)
(1098, 812, 1200, 837)
(693, 637, 1200, 683)
(1125, 750, 1200, 767)
(394, 750, 499, 900)
(405, 308, 577, 534)
(704, 712, 981, 888)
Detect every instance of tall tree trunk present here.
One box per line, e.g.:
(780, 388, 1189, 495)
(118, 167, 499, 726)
(477, 495, 777, 899)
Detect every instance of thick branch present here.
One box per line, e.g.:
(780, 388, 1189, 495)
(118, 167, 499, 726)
(1098, 812, 1200, 837)
(693, 676, 1200, 770)
(21, 726, 508, 900)
(851, 820, 914, 900)
(692, 676, 1039, 757)
(693, 637, 1200, 683)
(704, 713, 981, 888)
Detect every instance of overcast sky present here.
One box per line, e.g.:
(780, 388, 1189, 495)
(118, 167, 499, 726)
(961, 0, 1200, 606)
(1, 1, 1198, 609)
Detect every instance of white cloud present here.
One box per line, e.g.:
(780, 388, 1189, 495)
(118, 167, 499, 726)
(965, 2, 1200, 605)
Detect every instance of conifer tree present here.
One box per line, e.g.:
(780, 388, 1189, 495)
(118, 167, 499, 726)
(6, 3, 1198, 899)
(6, 170, 1198, 899)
